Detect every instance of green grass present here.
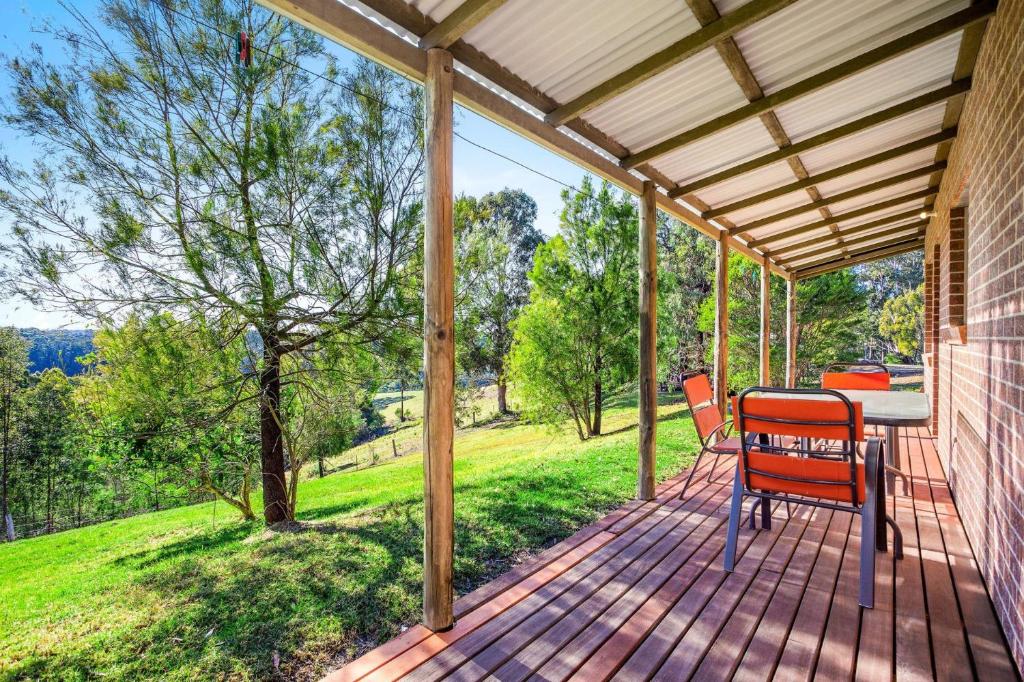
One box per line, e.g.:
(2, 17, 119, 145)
(0, 392, 699, 681)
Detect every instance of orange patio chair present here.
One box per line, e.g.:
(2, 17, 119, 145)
(678, 374, 740, 500)
(821, 362, 891, 391)
(722, 387, 903, 608)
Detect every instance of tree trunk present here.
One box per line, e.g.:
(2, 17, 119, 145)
(592, 355, 603, 436)
(1, 403, 10, 541)
(46, 459, 54, 533)
(400, 380, 406, 422)
(496, 378, 508, 414)
(260, 337, 290, 525)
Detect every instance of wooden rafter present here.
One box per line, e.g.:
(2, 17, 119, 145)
(418, 0, 508, 50)
(623, 2, 995, 169)
(544, 0, 797, 127)
(728, 163, 946, 235)
(925, 9, 990, 209)
(794, 234, 926, 271)
(668, 80, 971, 198)
(796, 241, 925, 279)
(767, 217, 928, 257)
(704, 128, 957, 218)
(684, 0, 847, 258)
(747, 189, 937, 248)
(777, 224, 927, 266)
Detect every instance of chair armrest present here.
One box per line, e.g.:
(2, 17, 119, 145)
(706, 420, 733, 444)
(863, 437, 884, 492)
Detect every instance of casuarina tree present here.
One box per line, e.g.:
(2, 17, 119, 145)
(0, 0, 423, 523)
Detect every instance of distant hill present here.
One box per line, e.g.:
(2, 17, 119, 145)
(18, 328, 95, 376)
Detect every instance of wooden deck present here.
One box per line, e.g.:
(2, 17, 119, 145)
(331, 428, 1018, 681)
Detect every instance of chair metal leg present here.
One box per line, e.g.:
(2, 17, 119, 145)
(706, 452, 723, 482)
(747, 499, 760, 530)
(885, 515, 904, 560)
(678, 447, 709, 500)
(760, 494, 772, 531)
(886, 464, 911, 496)
(724, 467, 744, 573)
(860, 437, 883, 608)
(859, 504, 876, 609)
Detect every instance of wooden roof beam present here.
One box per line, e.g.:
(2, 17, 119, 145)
(790, 235, 929, 272)
(795, 240, 925, 279)
(624, 2, 995, 169)
(747, 189, 937, 248)
(792, 234, 926, 271)
(727, 162, 945, 235)
(668, 79, 970, 198)
(544, 0, 797, 127)
(704, 128, 957, 218)
(776, 223, 926, 266)
(767, 216, 928, 257)
(418, 0, 508, 50)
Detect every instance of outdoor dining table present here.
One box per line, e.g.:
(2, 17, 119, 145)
(752, 388, 931, 492)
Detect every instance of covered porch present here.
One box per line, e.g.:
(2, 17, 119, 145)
(255, 0, 1024, 678)
(332, 428, 1015, 680)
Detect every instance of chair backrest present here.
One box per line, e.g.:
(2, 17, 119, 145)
(683, 374, 723, 444)
(732, 387, 865, 506)
(821, 362, 891, 391)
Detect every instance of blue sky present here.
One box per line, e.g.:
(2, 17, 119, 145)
(0, 0, 593, 328)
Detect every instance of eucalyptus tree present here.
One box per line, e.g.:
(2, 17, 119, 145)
(0, 0, 423, 523)
(458, 190, 543, 413)
(0, 328, 29, 540)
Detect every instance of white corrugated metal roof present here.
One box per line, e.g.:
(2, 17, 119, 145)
(343, 0, 968, 272)
(797, 103, 948, 174)
(773, 33, 961, 140)
(813, 148, 939, 195)
(733, 0, 969, 94)
(652, 117, 780, 184)
(458, 0, 703, 103)
(583, 48, 749, 152)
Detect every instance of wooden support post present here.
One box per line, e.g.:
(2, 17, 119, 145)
(422, 48, 454, 632)
(785, 277, 797, 389)
(638, 181, 658, 501)
(759, 258, 771, 386)
(713, 234, 730, 408)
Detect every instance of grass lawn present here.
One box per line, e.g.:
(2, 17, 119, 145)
(0, 392, 699, 681)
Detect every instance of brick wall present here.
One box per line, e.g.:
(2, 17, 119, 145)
(925, 0, 1024, 667)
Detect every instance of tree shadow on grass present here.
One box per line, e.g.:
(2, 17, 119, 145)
(7, 436, 690, 681)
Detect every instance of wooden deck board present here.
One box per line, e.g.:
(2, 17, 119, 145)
(331, 432, 1018, 682)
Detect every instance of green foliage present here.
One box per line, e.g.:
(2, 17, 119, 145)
(879, 283, 924, 360)
(509, 178, 638, 439)
(79, 313, 258, 518)
(454, 189, 543, 413)
(856, 252, 924, 360)
(658, 219, 715, 380)
(696, 252, 787, 390)
(0, 0, 425, 523)
(0, 327, 29, 537)
(793, 270, 871, 385)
